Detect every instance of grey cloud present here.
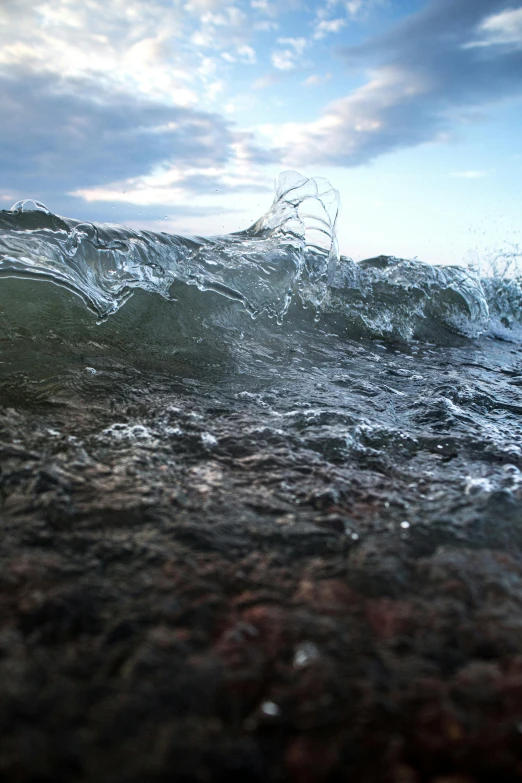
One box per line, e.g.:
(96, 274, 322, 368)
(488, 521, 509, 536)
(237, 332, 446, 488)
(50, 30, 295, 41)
(347, 0, 521, 99)
(0, 69, 277, 218)
(1, 71, 228, 189)
(231, 131, 282, 166)
(287, 0, 522, 167)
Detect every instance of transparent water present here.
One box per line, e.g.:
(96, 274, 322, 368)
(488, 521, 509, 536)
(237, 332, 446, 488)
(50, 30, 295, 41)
(1, 172, 521, 525)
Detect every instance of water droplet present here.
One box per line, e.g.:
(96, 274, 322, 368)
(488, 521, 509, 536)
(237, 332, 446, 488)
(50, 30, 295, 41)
(293, 641, 319, 669)
(260, 700, 280, 717)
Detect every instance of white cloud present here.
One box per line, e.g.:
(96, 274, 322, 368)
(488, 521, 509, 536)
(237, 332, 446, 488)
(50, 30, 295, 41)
(271, 36, 307, 70)
(205, 80, 226, 100)
(277, 36, 308, 50)
(467, 7, 522, 49)
(221, 44, 257, 65)
(0, 0, 262, 108)
(314, 17, 346, 39)
(184, 0, 234, 9)
(254, 19, 279, 31)
(72, 138, 273, 209)
(271, 50, 295, 70)
(251, 0, 275, 13)
(346, 0, 386, 16)
(250, 0, 302, 15)
(315, 0, 384, 20)
(346, 0, 364, 15)
(0, 1, 197, 105)
(262, 65, 426, 165)
(311, 1, 385, 44)
(250, 0, 276, 14)
(237, 44, 257, 63)
(304, 73, 332, 86)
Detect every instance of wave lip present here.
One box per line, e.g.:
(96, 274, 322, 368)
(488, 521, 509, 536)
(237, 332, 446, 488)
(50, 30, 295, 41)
(326, 254, 491, 340)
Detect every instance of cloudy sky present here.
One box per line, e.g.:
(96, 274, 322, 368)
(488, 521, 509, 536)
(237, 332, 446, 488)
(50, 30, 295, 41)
(1, 0, 521, 262)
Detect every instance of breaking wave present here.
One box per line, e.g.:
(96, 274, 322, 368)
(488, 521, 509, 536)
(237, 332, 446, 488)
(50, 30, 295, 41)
(0, 170, 521, 345)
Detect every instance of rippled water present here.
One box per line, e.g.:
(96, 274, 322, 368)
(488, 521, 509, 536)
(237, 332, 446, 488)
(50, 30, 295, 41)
(1, 171, 522, 511)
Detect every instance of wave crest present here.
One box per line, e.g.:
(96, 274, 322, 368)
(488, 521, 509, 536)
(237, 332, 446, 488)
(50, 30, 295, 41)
(0, 171, 339, 324)
(1, 171, 521, 343)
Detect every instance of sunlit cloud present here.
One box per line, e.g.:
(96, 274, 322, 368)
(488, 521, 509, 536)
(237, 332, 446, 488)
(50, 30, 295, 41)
(0, 0, 261, 107)
(263, 0, 522, 167)
(314, 18, 346, 39)
(271, 36, 307, 70)
(466, 6, 522, 49)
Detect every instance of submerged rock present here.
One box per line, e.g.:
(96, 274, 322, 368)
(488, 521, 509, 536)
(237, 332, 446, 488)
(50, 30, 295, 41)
(1, 324, 522, 782)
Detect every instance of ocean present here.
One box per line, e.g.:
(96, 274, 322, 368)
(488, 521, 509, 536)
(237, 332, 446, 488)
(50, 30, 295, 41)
(2, 172, 522, 781)
(1, 172, 521, 489)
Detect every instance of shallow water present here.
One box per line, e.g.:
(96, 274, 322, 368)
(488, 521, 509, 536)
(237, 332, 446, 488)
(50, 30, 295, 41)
(1, 171, 522, 524)
(3, 174, 522, 783)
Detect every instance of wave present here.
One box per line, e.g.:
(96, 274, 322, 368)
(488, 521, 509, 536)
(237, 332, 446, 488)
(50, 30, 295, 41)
(0, 171, 520, 345)
(0, 172, 339, 324)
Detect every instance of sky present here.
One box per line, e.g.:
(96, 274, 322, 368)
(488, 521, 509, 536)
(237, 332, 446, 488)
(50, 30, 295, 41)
(1, 0, 521, 264)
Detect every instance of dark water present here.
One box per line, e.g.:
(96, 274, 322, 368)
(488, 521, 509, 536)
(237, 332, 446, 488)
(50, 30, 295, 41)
(1, 171, 522, 517)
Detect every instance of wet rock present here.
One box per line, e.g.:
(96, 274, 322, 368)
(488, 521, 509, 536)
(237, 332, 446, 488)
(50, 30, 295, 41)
(1, 334, 522, 781)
